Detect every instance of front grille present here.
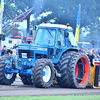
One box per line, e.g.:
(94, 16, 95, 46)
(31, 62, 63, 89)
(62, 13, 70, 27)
(19, 50, 34, 58)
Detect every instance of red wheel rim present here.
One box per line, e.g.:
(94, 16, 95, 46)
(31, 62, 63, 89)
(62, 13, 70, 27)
(75, 57, 89, 86)
(75, 65, 78, 77)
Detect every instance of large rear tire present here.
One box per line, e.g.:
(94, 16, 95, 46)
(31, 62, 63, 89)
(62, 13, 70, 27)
(0, 56, 16, 85)
(67, 52, 91, 88)
(31, 59, 54, 88)
(20, 75, 33, 85)
(57, 51, 76, 87)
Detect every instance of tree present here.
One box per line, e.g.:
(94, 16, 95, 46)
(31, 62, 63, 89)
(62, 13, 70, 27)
(3, 0, 33, 36)
(3, 0, 100, 47)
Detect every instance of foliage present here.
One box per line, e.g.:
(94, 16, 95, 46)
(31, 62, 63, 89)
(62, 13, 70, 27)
(3, 0, 99, 28)
(2, 0, 100, 46)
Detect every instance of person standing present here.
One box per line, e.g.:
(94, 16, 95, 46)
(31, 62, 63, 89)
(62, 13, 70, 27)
(88, 50, 99, 87)
(92, 48, 98, 59)
(7, 47, 13, 55)
(87, 51, 95, 67)
(12, 46, 17, 57)
(1, 45, 7, 56)
(16, 46, 18, 57)
(12, 46, 18, 57)
(13, 44, 17, 49)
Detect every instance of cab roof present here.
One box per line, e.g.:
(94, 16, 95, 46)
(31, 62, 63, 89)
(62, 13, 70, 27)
(38, 23, 73, 30)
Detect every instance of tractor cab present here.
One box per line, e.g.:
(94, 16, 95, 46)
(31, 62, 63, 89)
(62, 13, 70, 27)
(33, 24, 78, 61)
(35, 23, 77, 48)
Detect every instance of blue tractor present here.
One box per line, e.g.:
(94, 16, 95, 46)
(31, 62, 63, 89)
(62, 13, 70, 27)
(0, 23, 91, 88)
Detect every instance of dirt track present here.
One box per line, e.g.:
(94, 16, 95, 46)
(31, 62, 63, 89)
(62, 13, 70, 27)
(0, 78, 100, 97)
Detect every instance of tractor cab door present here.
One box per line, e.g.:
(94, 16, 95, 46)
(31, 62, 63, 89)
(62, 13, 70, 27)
(57, 29, 65, 47)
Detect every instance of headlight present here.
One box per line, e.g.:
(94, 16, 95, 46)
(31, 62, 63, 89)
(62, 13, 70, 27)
(29, 59, 32, 62)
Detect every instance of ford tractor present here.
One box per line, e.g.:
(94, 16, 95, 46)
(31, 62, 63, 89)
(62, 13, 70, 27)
(0, 23, 91, 88)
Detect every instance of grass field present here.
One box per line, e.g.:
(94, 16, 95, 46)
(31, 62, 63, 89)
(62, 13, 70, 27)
(17, 74, 20, 78)
(0, 95, 100, 100)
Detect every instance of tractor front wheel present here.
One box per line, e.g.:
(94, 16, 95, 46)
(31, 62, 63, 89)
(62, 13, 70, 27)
(0, 56, 16, 85)
(31, 59, 54, 88)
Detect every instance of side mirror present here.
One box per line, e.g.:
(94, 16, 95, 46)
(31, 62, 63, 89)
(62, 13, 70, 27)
(64, 31, 69, 37)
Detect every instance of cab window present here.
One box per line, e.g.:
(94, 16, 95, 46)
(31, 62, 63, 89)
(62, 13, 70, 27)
(57, 29, 65, 46)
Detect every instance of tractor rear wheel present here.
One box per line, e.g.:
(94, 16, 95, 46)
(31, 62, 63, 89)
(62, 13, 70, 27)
(57, 51, 76, 87)
(0, 56, 16, 85)
(20, 75, 33, 85)
(67, 52, 91, 88)
(31, 59, 54, 88)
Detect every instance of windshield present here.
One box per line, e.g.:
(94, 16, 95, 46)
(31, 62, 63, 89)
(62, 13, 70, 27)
(57, 29, 65, 46)
(34, 28, 56, 46)
(68, 31, 77, 46)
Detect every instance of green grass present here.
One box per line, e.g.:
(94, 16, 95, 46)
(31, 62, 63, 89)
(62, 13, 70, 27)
(0, 95, 100, 100)
(17, 74, 20, 78)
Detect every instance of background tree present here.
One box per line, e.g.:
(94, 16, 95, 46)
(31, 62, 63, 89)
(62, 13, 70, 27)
(3, 0, 100, 48)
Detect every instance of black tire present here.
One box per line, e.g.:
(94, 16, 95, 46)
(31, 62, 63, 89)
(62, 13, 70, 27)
(20, 75, 33, 85)
(0, 56, 16, 85)
(67, 52, 91, 88)
(31, 59, 54, 88)
(57, 51, 76, 88)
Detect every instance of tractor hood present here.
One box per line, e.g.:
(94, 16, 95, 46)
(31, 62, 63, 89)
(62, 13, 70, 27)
(18, 44, 48, 54)
(18, 44, 48, 51)
(18, 44, 49, 59)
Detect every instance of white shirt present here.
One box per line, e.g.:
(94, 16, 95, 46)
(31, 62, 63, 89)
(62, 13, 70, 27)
(12, 49, 16, 55)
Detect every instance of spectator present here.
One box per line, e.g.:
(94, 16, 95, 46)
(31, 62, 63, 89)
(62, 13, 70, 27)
(13, 44, 17, 49)
(83, 46, 88, 52)
(7, 47, 13, 55)
(88, 48, 99, 87)
(94, 51, 100, 87)
(87, 51, 95, 67)
(16, 46, 18, 56)
(13, 46, 18, 57)
(13, 46, 17, 56)
(93, 48, 98, 59)
(1, 45, 7, 56)
(79, 47, 84, 52)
